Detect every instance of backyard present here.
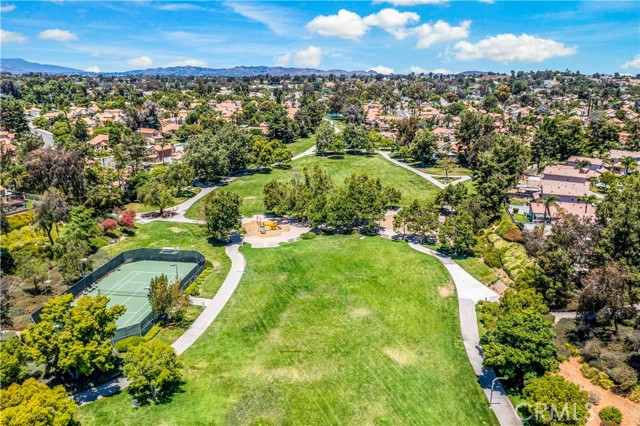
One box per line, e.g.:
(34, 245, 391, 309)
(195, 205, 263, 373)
(186, 153, 441, 218)
(78, 235, 498, 426)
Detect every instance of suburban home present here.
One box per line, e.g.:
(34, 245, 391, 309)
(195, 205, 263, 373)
(541, 165, 599, 184)
(148, 144, 175, 163)
(566, 156, 603, 172)
(433, 127, 455, 143)
(1, 186, 27, 212)
(539, 181, 591, 203)
(528, 200, 596, 223)
(161, 123, 180, 135)
(88, 134, 110, 151)
(138, 128, 163, 143)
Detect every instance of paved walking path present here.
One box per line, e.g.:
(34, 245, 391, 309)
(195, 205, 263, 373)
(172, 236, 245, 355)
(292, 144, 316, 161)
(377, 150, 471, 189)
(407, 243, 522, 426)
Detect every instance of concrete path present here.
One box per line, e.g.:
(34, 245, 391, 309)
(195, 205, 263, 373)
(190, 296, 212, 307)
(292, 145, 317, 161)
(171, 236, 245, 356)
(73, 376, 130, 405)
(407, 243, 522, 426)
(377, 150, 471, 189)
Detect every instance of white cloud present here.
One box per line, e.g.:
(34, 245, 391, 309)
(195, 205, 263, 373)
(371, 65, 395, 74)
(163, 59, 208, 67)
(1, 5, 16, 12)
(275, 53, 292, 67)
(86, 65, 101, 73)
(407, 66, 451, 74)
(307, 9, 368, 40)
(158, 3, 204, 11)
(126, 56, 154, 68)
(0, 29, 26, 44)
(478, 0, 495, 4)
(621, 55, 640, 70)
(38, 28, 78, 42)
(374, 0, 448, 5)
(294, 46, 323, 68)
(224, 2, 295, 37)
(454, 33, 577, 63)
(363, 9, 420, 40)
(413, 20, 470, 48)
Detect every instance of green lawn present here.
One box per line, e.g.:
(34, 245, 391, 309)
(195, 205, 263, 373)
(149, 305, 205, 346)
(78, 235, 497, 426)
(286, 135, 316, 157)
(453, 255, 498, 286)
(98, 221, 230, 298)
(186, 153, 441, 218)
(415, 165, 472, 177)
(124, 189, 201, 213)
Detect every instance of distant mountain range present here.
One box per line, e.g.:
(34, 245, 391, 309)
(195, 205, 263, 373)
(0, 58, 380, 77)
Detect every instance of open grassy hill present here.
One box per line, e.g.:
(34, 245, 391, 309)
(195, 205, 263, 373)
(78, 235, 497, 426)
(186, 153, 441, 218)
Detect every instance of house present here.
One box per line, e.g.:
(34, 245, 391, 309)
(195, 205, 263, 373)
(138, 128, 163, 143)
(541, 165, 598, 184)
(539, 181, 591, 203)
(161, 123, 180, 135)
(1, 187, 27, 212)
(528, 200, 596, 223)
(148, 144, 175, 163)
(88, 134, 110, 151)
(566, 156, 603, 172)
(433, 127, 455, 143)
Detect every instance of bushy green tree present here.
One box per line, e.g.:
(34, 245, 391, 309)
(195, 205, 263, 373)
(0, 338, 29, 388)
(203, 190, 242, 240)
(123, 341, 182, 402)
(0, 99, 28, 134)
(137, 180, 174, 214)
(521, 374, 589, 426)
(0, 378, 78, 426)
(24, 294, 125, 379)
(439, 212, 476, 255)
(148, 274, 190, 324)
(315, 121, 337, 153)
(411, 128, 438, 165)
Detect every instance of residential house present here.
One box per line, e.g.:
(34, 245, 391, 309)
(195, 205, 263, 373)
(566, 156, 603, 172)
(138, 128, 163, 144)
(88, 134, 110, 151)
(541, 164, 599, 184)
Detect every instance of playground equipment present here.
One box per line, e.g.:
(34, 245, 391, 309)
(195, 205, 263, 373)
(256, 217, 281, 234)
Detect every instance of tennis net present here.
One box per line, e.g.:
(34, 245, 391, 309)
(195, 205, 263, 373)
(98, 290, 149, 298)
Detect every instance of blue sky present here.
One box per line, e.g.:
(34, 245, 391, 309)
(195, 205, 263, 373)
(1, 1, 638, 74)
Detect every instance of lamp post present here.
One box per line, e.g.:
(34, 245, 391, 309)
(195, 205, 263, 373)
(489, 377, 506, 406)
(169, 263, 179, 282)
(80, 258, 88, 278)
(109, 240, 115, 258)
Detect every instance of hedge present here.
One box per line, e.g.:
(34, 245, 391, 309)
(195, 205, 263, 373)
(5, 211, 35, 233)
(114, 336, 145, 353)
(487, 234, 536, 286)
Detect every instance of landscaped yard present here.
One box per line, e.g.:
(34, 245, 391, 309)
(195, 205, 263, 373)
(186, 153, 441, 218)
(453, 255, 499, 286)
(97, 221, 230, 298)
(123, 188, 201, 213)
(78, 235, 497, 426)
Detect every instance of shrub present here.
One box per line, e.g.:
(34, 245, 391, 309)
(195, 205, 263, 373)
(608, 364, 638, 391)
(483, 251, 501, 268)
(114, 336, 145, 353)
(598, 406, 622, 425)
(487, 234, 536, 286)
(5, 211, 35, 233)
(588, 391, 601, 406)
(119, 210, 136, 228)
(581, 363, 615, 390)
(501, 228, 523, 243)
(144, 325, 161, 341)
(101, 218, 118, 232)
(300, 232, 316, 240)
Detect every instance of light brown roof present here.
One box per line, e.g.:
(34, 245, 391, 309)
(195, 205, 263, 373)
(542, 165, 599, 180)
(89, 134, 109, 146)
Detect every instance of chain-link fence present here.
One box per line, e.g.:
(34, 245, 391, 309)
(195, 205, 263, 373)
(30, 248, 206, 343)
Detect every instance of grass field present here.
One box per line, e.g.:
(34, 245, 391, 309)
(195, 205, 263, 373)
(79, 235, 497, 426)
(286, 135, 316, 157)
(186, 153, 441, 218)
(99, 222, 230, 298)
(124, 189, 201, 213)
(452, 256, 498, 286)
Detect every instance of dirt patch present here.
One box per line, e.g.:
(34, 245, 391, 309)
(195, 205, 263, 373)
(559, 357, 640, 426)
(383, 347, 418, 365)
(438, 284, 454, 298)
(243, 220, 291, 238)
(243, 196, 257, 200)
(349, 307, 372, 319)
(380, 212, 396, 231)
(168, 226, 183, 233)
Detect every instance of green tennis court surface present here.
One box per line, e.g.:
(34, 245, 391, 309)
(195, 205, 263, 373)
(86, 260, 198, 328)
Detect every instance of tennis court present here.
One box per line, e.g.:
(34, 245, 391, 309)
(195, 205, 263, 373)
(87, 260, 198, 328)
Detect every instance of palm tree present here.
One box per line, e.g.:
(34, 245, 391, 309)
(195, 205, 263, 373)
(574, 160, 590, 173)
(578, 194, 598, 214)
(536, 195, 559, 232)
(621, 156, 637, 175)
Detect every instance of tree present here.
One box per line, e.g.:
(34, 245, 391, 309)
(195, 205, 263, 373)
(25, 148, 86, 203)
(0, 378, 78, 426)
(33, 187, 69, 245)
(185, 130, 228, 182)
(137, 180, 174, 214)
(439, 212, 476, 255)
(396, 117, 419, 146)
(268, 111, 299, 143)
(15, 253, 48, 295)
(620, 156, 637, 175)
(315, 120, 337, 154)
(456, 110, 493, 148)
(494, 84, 511, 103)
(405, 199, 439, 241)
(14, 132, 44, 158)
(122, 132, 149, 175)
(411, 128, 438, 165)
(0, 99, 28, 134)
(577, 194, 597, 214)
(54, 236, 92, 284)
(294, 98, 325, 137)
(252, 136, 292, 169)
(148, 274, 190, 324)
(574, 160, 590, 173)
(342, 123, 367, 152)
(163, 162, 195, 195)
(138, 100, 160, 130)
(341, 103, 363, 125)
(578, 262, 633, 334)
(537, 195, 559, 231)
(123, 341, 182, 402)
(436, 156, 456, 181)
(203, 190, 242, 240)
(24, 294, 125, 379)
(0, 338, 28, 388)
(482, 309, 559, 385)
(521, 374, 589, 426)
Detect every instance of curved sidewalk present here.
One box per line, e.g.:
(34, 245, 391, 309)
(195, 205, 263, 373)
(408, 243, 522, 426)
(377, 150, 471, 189)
